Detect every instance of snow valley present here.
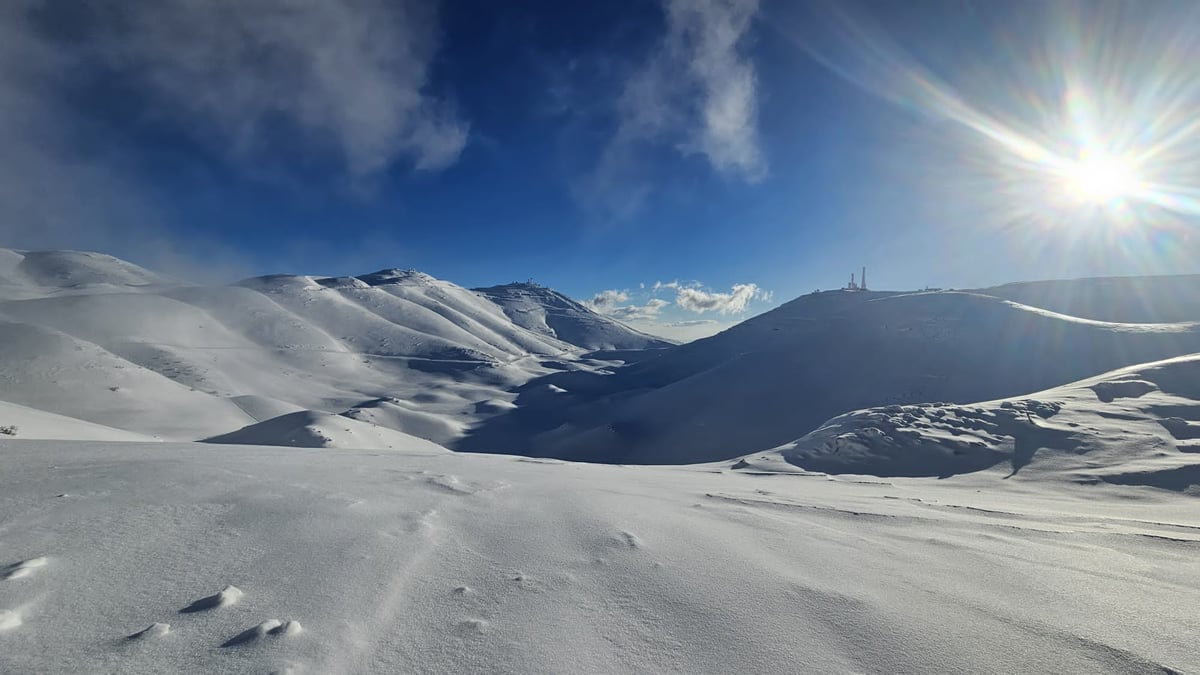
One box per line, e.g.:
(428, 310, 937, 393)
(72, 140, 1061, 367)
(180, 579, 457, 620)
(1, 248, 1198, 674)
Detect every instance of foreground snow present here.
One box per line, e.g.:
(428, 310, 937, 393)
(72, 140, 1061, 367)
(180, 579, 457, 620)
(1, 440, 1197, 674)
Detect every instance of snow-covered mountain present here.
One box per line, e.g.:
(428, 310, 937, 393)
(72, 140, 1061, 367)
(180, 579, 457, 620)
(7, 247, 1200, 474)
(0, 249, 642, 444)
(473, 282, 673, 351)
(463, 288, 1200, 463)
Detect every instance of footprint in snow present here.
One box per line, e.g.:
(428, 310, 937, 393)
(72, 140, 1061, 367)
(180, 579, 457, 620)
(0, 609, 22, 631)
(613, 531, 641, 549)
(2, 557, 48, 581)
(127, 623, 171, 640)
(453, 619, 488, 637)
(222, 619, 303, 647)
(181, 585, 243, 613)
(422, 473, 508, 496)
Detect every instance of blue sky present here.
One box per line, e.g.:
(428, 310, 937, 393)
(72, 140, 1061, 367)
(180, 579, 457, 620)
(3, 0, 1199, 339)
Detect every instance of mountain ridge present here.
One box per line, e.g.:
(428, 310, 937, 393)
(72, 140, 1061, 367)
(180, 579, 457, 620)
(473, 281, 674, 351)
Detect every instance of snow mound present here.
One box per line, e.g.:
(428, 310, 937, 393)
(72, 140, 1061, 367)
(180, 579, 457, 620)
(180, 585, 243, 612)
(474, 282, 673, 351)
(737, 354, 1200, 490)
(203, 410, 452, 452)
(341, 397, 468, 447)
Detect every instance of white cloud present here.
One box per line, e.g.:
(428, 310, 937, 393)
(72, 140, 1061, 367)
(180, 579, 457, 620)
(609, 298, 670, 321)
(586, 291, 671, 322)
(85, 0, 467, 177)
(675, 282, 768, 314)
(586, 277, 767, 340)
(663, 0, 765, 177)
(586, 289, 631, 313)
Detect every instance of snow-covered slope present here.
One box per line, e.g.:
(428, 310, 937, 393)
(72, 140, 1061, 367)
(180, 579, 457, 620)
(462, 289, 1200, 463)
(0, 400, 155, 441)
(473, 282, 673, 351)
(0, 317, 254, 439)
(983, 274, 1200, 323)
(0, 249, 633, 444)
(737, 354, 1200, 489)
(203, 410, 453, 452)
(1, 439, 1196, 674)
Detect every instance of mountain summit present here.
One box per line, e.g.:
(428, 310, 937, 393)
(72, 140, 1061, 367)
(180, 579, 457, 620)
(473, 282, 673, 351)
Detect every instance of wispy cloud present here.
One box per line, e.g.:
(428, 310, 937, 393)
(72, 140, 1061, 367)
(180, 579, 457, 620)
(674, 282, 770, 314)
(0, 0, 461, 279)
(659, 0, 765, 177)
(580, 0, 765, 216)
(86, 0, 467, 176)
(666, 319, 717, 327)
(643, 317, 729, 342)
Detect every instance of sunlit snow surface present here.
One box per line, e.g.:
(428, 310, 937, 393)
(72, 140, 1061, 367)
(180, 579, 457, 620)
(1, 440, 1197, 674)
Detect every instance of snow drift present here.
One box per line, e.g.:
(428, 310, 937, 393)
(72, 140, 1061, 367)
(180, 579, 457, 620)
(737, 354, 1200, 491)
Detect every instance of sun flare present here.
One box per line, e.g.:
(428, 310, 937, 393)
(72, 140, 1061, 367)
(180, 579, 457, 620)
(1059, 152, 1142, 205)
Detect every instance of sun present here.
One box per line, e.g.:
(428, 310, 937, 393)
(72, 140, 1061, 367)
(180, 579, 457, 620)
(1058, 151, 1142, 205)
